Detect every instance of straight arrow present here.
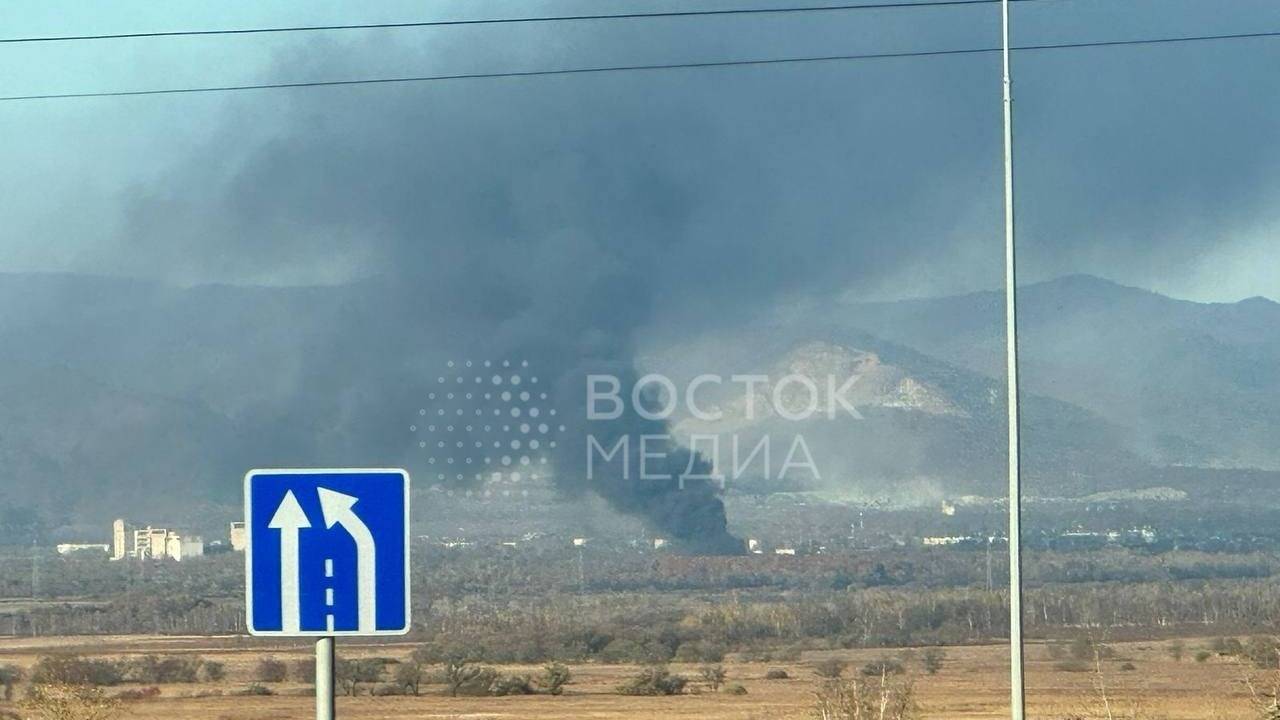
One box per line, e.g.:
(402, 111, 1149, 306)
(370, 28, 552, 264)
(268, 490, 310, 633)
(318, 487, 377, 632)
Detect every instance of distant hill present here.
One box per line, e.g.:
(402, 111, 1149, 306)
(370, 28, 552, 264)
(0, 272, 1275, 539)
(839, 275, 1280, 469)
(648, 330, 1147, 500)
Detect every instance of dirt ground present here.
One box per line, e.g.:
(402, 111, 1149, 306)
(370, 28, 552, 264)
(0, 634, 1263, 719)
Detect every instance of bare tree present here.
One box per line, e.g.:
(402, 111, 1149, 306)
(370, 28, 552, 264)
(699, 664, 727, 692)
(812, 671, 918, 720)
(1238, 638, 1280, 720)
(1065, 634, 1149, 720)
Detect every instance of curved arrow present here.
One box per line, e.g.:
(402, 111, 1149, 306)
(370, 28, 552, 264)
(268, 490, 310, 633)
(318, 487, 377, 632)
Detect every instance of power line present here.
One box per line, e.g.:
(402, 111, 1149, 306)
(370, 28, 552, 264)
(0, 0, 1031, 44)
(2, 29, 1278, 103)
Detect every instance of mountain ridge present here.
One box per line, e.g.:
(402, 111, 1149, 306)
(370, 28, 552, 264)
(0, 271, 1275, 538)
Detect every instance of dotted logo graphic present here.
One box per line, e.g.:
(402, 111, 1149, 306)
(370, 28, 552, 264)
(410, 360, 566, 496)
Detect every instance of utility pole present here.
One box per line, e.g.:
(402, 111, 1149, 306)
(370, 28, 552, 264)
(986, 536, 994, 592)
(576, 546, 586, 591)
(1001, 0, 1027, 718)
(31, 539, 40, 599)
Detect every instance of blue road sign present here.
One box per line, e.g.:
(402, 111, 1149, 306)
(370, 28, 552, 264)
(244, 469, 410, 637)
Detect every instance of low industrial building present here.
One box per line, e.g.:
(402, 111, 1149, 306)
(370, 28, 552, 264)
(111, 519, 204, 561)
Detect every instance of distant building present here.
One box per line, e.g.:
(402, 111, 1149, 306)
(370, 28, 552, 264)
(56, 543, 109, 556)
(110, 519, 203, 561)
(652, 538, 668, 550)
(112, 519, 129, 560)
(229, 522, 247, 552)
(774, 547, 797, 556)
(142, 527, 168, 559)
(165, 534, 204, 562)
(922, 535, 973, 546)
(572, 537, 589, 547)
(747, 538, 763, 554)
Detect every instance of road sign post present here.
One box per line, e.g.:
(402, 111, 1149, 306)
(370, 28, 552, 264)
(316, 636, 335, 720)
(244, 468, 411, 720)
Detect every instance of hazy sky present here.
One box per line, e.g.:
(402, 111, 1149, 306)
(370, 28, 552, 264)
(2, 0, 1278, 302)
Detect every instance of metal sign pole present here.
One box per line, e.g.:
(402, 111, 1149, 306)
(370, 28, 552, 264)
(1001, 0, 1027, 718)
(316, 636, 335, 720)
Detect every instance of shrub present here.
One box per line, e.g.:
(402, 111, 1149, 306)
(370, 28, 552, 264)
(445, 664, 498, 697)
(489, 674, 534, 696)
(725, 683, 748, 695)
(122, 655, 203, 684)
(30, 656, 124, 687)
(1069, 636, 1094, 661)
(617, 667, 687, 696)
(394, 662, 423, 696)
(765, 668, 790, 680)
(1167, 640, 1185, 662)
(292, 659, 316, 684)
(1118, 662, 1137, 671)
(335, 659, 384, 697)
(235, 684, 273, 696)
(537, 664, 571, 696)
(921, 649, 946, 676)
(0, 665, 23, 701)
(699, 664, 727, 692)
(813, 659, 845, 679)
(1068, 637, 1112, 662)
(1194, 650, 1212, 663)
(197, 661, 225, 683)
(1211, 637, 1243, 656)
(253, 658, 288, 684)
(861, 659, 905, 677)
(1053, 660, 1091, 673)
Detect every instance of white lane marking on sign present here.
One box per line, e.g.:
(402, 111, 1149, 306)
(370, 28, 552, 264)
(267, 490, 310, 633)
(317, 487, 378, 633)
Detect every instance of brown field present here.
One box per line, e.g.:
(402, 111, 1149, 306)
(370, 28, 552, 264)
(0, 634, 1264, 719)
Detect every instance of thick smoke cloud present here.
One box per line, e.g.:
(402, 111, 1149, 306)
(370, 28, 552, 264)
(22, 0, 1277, 543)
(94, 28, 1008, 548)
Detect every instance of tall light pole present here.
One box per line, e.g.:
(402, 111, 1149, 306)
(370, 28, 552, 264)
(1001, 0, 1026, 718)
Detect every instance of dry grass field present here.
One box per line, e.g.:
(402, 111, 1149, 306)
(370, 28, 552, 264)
(0, 634, 1266, 719)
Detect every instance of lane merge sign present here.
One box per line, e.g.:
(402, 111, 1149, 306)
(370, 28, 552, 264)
(245, 468, 410, 636)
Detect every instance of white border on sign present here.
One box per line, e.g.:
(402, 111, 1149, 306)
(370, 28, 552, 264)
(244, 468, 413, 637)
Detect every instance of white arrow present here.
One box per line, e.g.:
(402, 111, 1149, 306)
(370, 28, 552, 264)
(268, 490, 311, 633)
(318, 487, 377, 632)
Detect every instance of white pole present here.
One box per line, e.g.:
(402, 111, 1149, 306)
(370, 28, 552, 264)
(1001, 1, 1026, 718)
(317, 636, 335, 720)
